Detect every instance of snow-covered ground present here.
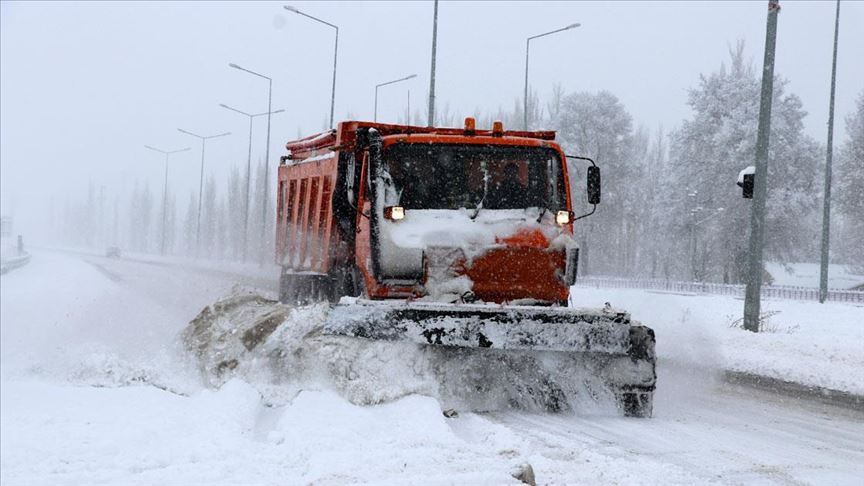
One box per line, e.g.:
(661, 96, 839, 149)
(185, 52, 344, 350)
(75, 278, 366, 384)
(765, 261, 864, 290)
(569, 286, 864, 395)
(2, 250, 863, 485)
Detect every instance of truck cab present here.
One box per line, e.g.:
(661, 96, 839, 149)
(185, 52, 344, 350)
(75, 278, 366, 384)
(277, 118, 597, 306)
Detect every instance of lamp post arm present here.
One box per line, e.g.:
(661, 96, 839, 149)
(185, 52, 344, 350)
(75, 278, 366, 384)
(284, 6, 338, 29)
(523, 23, 579, 130)
(528, 24, 579, 41)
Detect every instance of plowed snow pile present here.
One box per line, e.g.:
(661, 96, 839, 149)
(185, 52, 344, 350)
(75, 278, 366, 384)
(181, 289, 619, 413)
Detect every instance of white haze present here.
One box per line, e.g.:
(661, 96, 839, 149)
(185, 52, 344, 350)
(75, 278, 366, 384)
(1, 1, 862, 240)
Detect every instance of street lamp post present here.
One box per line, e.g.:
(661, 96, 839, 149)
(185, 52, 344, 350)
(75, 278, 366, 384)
(375, 74, 417, 122)
(229, 63, 275, 263)
(219, 103, 285, 262)
(524, 23, 580, 130)
(144, 144, 190, 255)
(428, 0, 439, 126)
(689, 204, 725, 282)
(177, 128, 231, 257)
(284, 5, 338, 129)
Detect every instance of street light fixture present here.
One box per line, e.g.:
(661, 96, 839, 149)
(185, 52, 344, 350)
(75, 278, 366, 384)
(219, 102, 285, 262)
(375, 74, 417, 122)
(524, 23, 580, 130)
(229, 62, 276, 263)
(284, 5, 339, 129)
(144, 144, 191, 256)
(177, 128, 231, 257)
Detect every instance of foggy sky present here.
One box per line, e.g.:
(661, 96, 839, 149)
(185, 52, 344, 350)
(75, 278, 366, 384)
(1, 1, 862, 239)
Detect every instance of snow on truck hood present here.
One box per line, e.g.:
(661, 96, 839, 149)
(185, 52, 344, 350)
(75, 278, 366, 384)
(378, 208, 577, 300)
(385, 208, 566, 254)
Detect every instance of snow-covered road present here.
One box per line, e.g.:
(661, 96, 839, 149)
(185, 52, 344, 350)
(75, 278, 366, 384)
(489, 363, 864, 484)
(2, 250, 862, 485)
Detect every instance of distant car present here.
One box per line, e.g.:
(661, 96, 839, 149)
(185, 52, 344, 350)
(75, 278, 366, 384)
(105, 246, 122, 258)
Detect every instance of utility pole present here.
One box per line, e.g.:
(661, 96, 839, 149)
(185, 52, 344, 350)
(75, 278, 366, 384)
(688, 190, 698, 282)
(819, 0, 841, 303)
(427, 0, 438, 126)
(229, 63, 276, 263)
(177, 129, 231, 257)
(743, 0, 781, 333)
(99, 185, 105, 249)
(219, 104, 285, 262)
(144, 145, 191, 255)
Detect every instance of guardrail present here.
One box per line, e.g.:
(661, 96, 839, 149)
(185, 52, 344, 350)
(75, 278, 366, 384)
(0, 252, 32, 274)
(574, 276, 864, 304)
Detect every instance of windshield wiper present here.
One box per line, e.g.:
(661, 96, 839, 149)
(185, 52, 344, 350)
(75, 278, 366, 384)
(536, 206, 547, 223)
(471, 161, 490, 220)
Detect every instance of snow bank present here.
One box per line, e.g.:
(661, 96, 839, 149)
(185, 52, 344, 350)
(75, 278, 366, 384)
(0, 378, 529, 485)
(0, 251, 233, 394)
(1, 375, 712, 486)
(569, 286, 864, 395)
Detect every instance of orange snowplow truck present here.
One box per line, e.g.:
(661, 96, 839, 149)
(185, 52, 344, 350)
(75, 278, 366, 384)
(277, 118, 599, 304)
(276, 118, 656, 416)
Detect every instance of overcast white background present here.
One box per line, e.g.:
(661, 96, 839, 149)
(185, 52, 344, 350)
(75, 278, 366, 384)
(1, 1, 861, 239)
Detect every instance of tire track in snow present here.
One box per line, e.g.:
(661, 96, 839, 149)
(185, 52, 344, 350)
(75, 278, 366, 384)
(485, 366, 864, 485)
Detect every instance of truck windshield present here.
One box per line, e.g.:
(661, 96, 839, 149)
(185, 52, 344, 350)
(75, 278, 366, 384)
(382, 144, 566, 211)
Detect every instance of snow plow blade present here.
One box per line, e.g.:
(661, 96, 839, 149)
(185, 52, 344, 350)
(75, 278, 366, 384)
(325, 299, 657, 416)
(328, 299, 631, 353)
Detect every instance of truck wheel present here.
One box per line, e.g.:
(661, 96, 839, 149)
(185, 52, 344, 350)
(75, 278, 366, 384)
(328, 266, 354, 303)
(279, 270, 295, 304)
(619, 390, 653, 418)
(350, 266, 367, 298)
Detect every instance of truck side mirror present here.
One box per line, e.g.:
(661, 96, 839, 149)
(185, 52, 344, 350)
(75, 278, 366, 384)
(740, 174, 754, 199)
(587, 166, 601, 205)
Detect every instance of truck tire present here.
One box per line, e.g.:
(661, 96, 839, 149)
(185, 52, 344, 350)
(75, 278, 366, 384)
(619, 389, 653, 418)
(619, 325, 656, 418)
(279, 269, 295, 304)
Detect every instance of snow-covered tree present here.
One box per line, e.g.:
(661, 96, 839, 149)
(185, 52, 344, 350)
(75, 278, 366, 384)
(667, 42, 822, 282)
(834, 92, 864, 268)
(551, 89, 642, 275)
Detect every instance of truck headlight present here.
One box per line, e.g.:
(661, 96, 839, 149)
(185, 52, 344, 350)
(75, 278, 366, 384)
(384, 206, 405, 221)
(556, 210, 572, 226)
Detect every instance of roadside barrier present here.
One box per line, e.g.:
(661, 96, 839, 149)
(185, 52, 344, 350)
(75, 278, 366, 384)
(574, 276, 864, 304)
(0, 252, 31, 274)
